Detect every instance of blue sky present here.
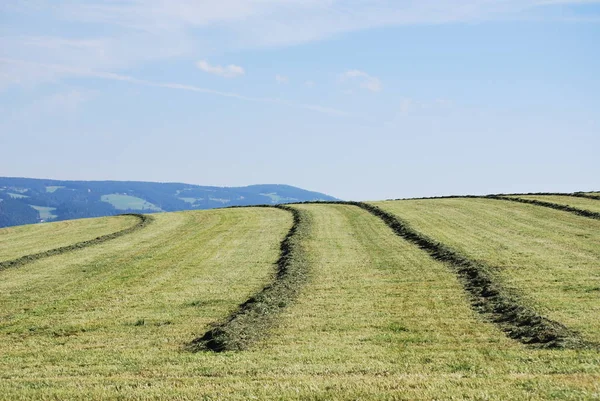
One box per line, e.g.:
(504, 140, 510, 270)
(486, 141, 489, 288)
(1, 1, 599, 200)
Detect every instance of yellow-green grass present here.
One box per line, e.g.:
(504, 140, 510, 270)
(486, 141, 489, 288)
(101, 194, 162, 211)
(372, 198, 600, 345)
(1, 204, 599, 399)
(583, 192, 600, 198)
(0, 207, 292, 399)
(510, 194, 600, 214)
(0, 215, 139, 262)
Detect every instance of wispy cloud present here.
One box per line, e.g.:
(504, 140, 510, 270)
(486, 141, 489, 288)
(0, 58, 347, 117)
(1, 1, 598, 88)
(275, 74, 289, 84)
(196, 60, 245, 78)
(340, 70, 382, 92)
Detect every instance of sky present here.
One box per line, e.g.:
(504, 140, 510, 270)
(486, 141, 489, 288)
(1, 1, 599, 200)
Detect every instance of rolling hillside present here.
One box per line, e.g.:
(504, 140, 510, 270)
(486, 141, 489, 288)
(0, 192, 599, 400)
(0, 177, 338, 228)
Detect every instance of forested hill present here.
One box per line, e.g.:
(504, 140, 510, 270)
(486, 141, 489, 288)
(0, 177, 338, 228)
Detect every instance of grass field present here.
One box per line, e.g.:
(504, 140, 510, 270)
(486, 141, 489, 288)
(0, 197, 599, 399)
(372, 198, 600, 345)
(0, 215, 139, 262)
(101, 194, 163, 211)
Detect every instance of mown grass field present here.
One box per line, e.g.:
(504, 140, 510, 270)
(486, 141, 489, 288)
(0, 215, 139, 262)
(0, 195, 599, 399)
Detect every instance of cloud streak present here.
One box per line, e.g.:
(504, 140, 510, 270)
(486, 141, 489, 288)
(0, 58, 347, 117)
(1, 0, 598, 89)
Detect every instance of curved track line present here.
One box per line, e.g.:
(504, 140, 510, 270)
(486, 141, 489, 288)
(188, 205, 310, 352)
(0, 214, 153, 272)
(346, 201, 592, 349)
(385, 192, 600, 220)
(490, 196, 600, 220)
(198, 201, 594, 350)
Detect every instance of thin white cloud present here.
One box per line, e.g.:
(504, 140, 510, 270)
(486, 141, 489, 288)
(196, 60, 245, 78)
(1, 1, 598, 87)
(0, 58, 347, 117)
(341, 70, 382, 92)
(275, 74, 289, 84)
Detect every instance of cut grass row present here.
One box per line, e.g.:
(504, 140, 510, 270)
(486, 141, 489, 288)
(495, 195, 600, 220)
(190, 205, 310, 352)
(0, 215, 140, 262)
(389, 192, 600, 220)
(506, 194, 600, 215)
(168, 196, 600, 351)
(352, 201, 588, 349)
(0, 214, 153, 272)
(1, 202, 599, 398)
(373, 198, 600, 345)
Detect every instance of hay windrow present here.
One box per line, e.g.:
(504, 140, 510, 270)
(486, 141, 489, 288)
(188, 205, 310, 352)
(489, 196, 600, 220)
(349, 201, 592, 349)
(0, 213, 153, 272)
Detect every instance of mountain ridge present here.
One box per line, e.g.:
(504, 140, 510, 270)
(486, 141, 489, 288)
(0, 176, 338, 228)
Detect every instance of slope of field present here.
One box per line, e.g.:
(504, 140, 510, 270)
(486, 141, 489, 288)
(1, 203, 599, 399)
(372, 198, 600, 345)
(510, 194, 600, 214)
(0, 215, 140, 262)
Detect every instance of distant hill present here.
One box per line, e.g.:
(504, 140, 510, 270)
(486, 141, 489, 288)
(0, 177, 339, 228)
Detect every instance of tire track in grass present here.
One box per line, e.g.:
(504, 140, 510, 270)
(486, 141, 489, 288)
(188, 205, 310, 352)
(0, 214, 153, 272)
(352, 201, 593, 349)
(490, 196, 600, 220)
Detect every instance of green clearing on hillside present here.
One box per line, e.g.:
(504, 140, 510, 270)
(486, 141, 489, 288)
(178, 197, 201, 205)
(6, 193, 28, 199)
(29, 205, 57, 220)
(373, 198, 600, 345)
(511, 194, 600, 214)
(0, 204, 599, 399)
(45, 186, 65, 193)
(101, 193, 162, 211)
(0, 215, 139, 262)
(260, 192, 298, 203)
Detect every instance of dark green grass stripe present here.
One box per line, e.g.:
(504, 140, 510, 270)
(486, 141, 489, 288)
(350, 201, 592, 349)
(491, 196, 600, 220)
(188, 205, 310, 352)
(0, 214, 153, 272)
